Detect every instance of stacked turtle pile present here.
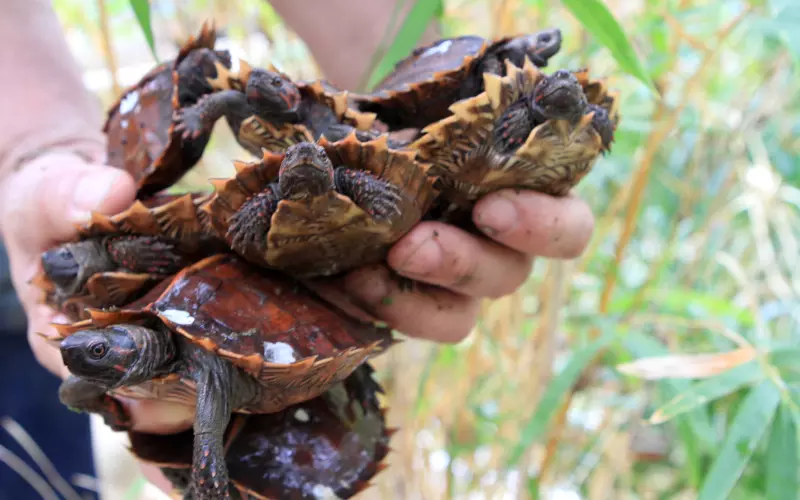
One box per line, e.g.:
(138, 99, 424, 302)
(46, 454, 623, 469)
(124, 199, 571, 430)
(33, 21, 620, 500)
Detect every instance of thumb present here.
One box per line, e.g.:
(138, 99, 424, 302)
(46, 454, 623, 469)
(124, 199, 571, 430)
(0, 152, 137, 253)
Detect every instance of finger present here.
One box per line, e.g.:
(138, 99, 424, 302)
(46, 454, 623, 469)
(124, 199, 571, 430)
(472, 190, 595, 259)
(387, 221, 532, 298)
(336, 264, 481, 343)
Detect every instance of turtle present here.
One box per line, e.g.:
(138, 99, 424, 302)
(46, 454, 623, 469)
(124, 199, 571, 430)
(172, 60, 380, 158)
(410, 58, 620, 222)
(51, 252, 394, 499)
(351, 28, 563, 131)
(126, 363, 392, 499)
(104, 21, 234, 197)
(202, 133, 438, 278)
(33, 193, 222, 321)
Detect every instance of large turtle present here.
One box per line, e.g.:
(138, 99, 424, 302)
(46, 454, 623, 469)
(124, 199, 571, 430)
(352, 28, 563, 131)
(32, 193, 221, 321)
(50, 252, 394, 499)
(410, 59, 619, 222)
(202, 133, 438, 278)
(127, 363, 392, 499)
(104, 21, 233, 197)
(172, 60, 379, 157)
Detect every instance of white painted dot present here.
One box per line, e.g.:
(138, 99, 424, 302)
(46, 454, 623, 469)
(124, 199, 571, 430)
(118, 91, 140, 114)
(262, 342, 296, 364)
(294, 409, 310, 422)
(161, 309, 194, 326)
(421, 40, 453, 58)
(312, 484, 339, 499)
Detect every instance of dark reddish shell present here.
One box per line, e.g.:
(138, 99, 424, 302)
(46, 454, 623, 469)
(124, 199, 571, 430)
(204, 133, 439, 278)
(33, 193, 217, 321)
(103, 21, 224, 197)
(127, 364, 392, 499)
(53, 253, 394, 413)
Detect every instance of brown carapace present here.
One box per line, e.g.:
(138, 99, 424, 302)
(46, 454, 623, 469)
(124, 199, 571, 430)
(411, 58, 620, 221)
(52, 253, 394, 499)
(127, 363, 392, 499)
(33, 193, 220, 321)
(204, 133, 438, 278)
(104, 21, 232, 197)
(353, 28, 563, 131)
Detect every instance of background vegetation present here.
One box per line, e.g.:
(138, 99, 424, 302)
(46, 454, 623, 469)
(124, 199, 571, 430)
(9, 0, 800, 498)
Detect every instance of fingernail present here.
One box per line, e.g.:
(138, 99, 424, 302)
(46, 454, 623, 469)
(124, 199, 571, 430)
(475, 195, 518, 235)
(71, 170, 124, 221)
(396, 237, 442, 277)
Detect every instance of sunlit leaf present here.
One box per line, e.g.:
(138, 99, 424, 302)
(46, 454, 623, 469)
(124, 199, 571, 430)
(646, 361, 763, 424)
(766, 405, 798, 500)
(504, 330, 617, 467)
(364, 0, 443, 91)
(616, 347, 756, 380)
(128, 0, 158, 62)
(555, 0, 658, 94)
(698, 380, 781, 500)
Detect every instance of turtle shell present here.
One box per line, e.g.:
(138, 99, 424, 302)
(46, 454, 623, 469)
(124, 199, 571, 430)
(205, 62, 378, 156)
(410, 58, 620, 211)
(33, 193, 219, 321)
(204, 133, 438, 278)
(104, 21, 230, 197)
(354, 30, 562, 131)
(127, 363, 392, 499)
(52, 253, 395, 414)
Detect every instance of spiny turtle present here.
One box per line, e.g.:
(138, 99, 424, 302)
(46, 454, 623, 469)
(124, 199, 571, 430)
(410, 59, 619, 221)
(104, 21, 232, 197)
(127, 363, 392, 499)
(352, 28, 563, 131)
(203, 133, 438, 278)
(172, 60, 379, 157)
(51, 253, 394, 499)
(33, 193, 221, 321)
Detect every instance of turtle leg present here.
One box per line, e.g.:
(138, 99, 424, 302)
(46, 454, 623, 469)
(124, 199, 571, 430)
(226, 184, 282, 257)
(173, 90, 253, 141)
(492, 99, 536, 154)
(58, 376, 131, 431)
(105, 235, 192, 275)
(333, 167, 403, 222)
(175, 48, 226, 105)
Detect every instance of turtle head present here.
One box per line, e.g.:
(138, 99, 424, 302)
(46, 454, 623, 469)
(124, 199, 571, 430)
(60, 326, 141, 387)
(278, 143, 336, 200)
(245, 68, 301, 119)
(531, 69, 587, 121)
(41, 240, 113, 295)
(502, 28, 562, 67)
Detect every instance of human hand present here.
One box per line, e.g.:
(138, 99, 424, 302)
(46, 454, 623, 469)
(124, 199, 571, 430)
(0, 151, 195, 435)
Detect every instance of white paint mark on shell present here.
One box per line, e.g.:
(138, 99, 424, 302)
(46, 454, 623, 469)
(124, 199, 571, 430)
(294, 409, 310, 422)
(161, 309, 195, 326)
(421, 40, 452, 58)
(263, 342, 296, 364)
(312, 484, 340, 499)
(119, 91, 140, 114)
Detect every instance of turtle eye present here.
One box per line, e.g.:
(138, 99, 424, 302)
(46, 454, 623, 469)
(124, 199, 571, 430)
(271, 77, 283, 87)
(88, 342, 107, 359)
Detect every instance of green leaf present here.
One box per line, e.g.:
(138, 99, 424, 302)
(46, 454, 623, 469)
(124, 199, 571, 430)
(766, 404, 798, 500)
(364, 0, 443, 91)
(556, 0, 658, 94)
(647, 360, 765, 424)
(698, 380, 781, 500)
(128, 0, 158, 62)
(504, 330, 617, 467)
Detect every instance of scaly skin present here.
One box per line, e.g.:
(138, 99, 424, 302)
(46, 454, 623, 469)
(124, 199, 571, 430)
(175, 48, 233, 107)
(58, 325, 260, 500)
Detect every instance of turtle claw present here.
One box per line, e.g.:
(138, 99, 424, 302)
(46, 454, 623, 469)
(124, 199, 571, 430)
(368, 187, 403, 222)
(173, 107, 206, 141)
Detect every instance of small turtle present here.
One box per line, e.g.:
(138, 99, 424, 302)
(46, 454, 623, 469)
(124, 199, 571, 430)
(52, 253, 393, 499)
(203, 133, 438, 278)
(33, 193, 221, 321)
(410, 59, 619, 220)
(352, 28, 563, 131)
(173, 61, 379, 157)
(127, 363, 392, 499)
(104, 21, 233, 197)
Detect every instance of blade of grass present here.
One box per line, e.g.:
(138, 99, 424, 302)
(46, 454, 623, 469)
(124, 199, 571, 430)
(697, 380, 781, 500)
(128, 0, 158, 62)
(766, 404, 798, 500)
(555, 0, 658, 94)
(364, 0, 443, 91)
